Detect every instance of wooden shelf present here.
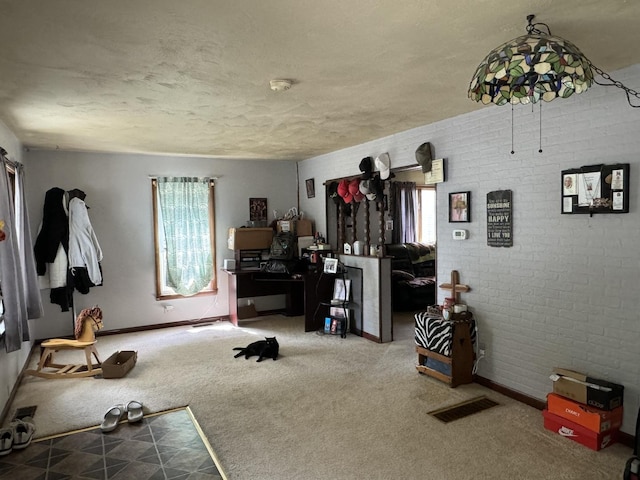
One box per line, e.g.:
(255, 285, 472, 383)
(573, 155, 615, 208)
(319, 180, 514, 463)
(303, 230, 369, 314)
(415, 315, 475, 388)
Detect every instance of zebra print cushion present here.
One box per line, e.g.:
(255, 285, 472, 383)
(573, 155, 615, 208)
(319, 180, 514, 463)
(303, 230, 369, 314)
(415, 311, 477, 357)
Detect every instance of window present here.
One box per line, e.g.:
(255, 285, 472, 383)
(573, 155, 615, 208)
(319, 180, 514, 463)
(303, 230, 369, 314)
(416, 186, 436, 244)
(151, 177, 217, 299)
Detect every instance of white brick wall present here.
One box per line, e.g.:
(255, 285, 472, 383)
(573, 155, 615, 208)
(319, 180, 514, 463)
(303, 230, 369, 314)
(299, 63, 640, 433)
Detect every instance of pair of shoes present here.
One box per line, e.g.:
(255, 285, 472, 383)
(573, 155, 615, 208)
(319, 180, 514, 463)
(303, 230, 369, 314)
(12, 417, 35, 450)
(100, 401, 144, 433)
(0, 417, 36, 454)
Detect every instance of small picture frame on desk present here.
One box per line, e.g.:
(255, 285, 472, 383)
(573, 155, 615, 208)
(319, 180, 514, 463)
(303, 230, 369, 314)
(324, 257, 338, 274)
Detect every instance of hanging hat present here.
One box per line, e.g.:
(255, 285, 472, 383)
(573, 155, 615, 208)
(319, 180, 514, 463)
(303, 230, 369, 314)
(374, 152, 391, 180)
(359, 156, 373, 180)
(415, 142, 433, 173)
(371, 174, 384, 199)
(348, 179, 364, 202)
(338, 179, 353, 203)
(327, 181, 341, 205)
(348, 179, 360, 195)
(359, 179, 377, 201)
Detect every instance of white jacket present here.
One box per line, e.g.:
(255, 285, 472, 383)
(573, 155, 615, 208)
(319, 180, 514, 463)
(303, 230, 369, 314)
(68, 198, 103, 285)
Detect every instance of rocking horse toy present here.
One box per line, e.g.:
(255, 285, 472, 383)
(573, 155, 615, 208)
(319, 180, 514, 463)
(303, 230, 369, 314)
(26, 306, 104, 379)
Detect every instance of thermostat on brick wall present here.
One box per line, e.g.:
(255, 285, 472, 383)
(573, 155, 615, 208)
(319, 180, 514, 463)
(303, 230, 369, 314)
(452, 229, 468, 240)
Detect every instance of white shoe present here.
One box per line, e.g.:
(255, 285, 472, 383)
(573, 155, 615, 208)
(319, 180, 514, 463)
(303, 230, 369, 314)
(11, 417, 35, 450)
(100, 405, 126, 433)
(0, 428, 13, 455)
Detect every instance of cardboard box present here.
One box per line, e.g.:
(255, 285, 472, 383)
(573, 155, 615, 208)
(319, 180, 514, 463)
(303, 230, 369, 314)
(276, 220, 313, 237)
(547, 393, 623, 433)
(102, 351, 137, 379)
(296, 219, 313, 237)
(276, 220, 294, 233)
(228, 228, 273, 251)
(543, 409, 618, 451)
(551, 367, 624, 410)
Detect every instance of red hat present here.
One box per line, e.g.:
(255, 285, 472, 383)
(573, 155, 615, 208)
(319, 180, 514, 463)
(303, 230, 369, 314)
(338, 179, 353, 203)
(348, 179, 364, 202)
(348, 179, 360, 195)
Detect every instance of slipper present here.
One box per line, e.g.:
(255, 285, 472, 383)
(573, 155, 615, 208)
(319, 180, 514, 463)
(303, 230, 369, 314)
(100, 405, 126, 433)
(0, 428, 12, 455)
(11, 417, 35, 450)
(126, 400, 144, 423)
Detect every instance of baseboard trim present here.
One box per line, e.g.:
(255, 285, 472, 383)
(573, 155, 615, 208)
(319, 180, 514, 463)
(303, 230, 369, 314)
(97, 316, 229, 337)
(474, 375, 546, 410)
(361, 331, 381, 343)
(475, 375, 635, 449)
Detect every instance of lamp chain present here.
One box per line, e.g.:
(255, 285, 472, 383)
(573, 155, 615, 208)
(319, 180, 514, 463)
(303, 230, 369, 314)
(588, 62, 640, 108)
(528, 23, 640, 108)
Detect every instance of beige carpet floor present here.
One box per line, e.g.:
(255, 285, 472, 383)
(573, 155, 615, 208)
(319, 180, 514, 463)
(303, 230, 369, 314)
(5, 313, 634, 479)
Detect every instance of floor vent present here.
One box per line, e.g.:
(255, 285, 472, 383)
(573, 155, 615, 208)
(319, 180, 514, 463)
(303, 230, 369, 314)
(13, 405, 37, 421)
(428, 396, 499, 423)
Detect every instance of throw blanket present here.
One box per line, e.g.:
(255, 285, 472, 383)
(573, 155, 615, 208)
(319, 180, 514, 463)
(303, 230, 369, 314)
(415, 312, 477, 357)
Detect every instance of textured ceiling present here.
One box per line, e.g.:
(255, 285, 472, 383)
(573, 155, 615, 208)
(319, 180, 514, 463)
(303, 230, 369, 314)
(1, 1, 640, 160)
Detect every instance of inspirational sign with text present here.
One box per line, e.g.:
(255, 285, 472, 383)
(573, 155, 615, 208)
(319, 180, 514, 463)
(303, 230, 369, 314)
(487, 190, 512, 247)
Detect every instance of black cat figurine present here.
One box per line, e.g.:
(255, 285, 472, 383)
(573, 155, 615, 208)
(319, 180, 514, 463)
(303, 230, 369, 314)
(233, 336, 279, 362)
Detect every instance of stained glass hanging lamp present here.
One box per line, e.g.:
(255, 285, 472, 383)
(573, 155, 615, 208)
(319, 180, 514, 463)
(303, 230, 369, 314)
(468, 15, 593, 106)
(468, 15, 640, 153)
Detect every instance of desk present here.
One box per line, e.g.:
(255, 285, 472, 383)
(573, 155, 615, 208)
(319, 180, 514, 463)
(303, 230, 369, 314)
(226, 270, 305, 326)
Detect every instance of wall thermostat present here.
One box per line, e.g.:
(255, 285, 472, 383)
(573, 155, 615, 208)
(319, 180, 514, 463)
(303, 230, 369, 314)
(452, 229, 468, 240)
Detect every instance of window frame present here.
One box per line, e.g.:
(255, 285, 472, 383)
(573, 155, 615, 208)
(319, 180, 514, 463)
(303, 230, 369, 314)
(151, 178, 218, 300)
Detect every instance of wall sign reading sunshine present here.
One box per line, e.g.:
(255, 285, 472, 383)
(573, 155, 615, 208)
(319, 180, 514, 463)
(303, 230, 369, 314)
(561, 163, 629, 216)
(487, 190, 512, 247)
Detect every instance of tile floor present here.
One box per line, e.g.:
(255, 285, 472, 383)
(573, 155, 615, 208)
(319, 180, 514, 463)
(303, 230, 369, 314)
(0, 407, 226, 479)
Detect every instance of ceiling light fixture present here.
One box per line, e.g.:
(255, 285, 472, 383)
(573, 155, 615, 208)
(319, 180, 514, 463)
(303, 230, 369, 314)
(468, 15, 593, 106)
(468, 15, 640, 153)
(269, 79, 293, 92)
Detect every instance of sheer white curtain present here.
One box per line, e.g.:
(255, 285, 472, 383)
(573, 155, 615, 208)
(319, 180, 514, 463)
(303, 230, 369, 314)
(0, 156, 43, 352)
(390, 181, 417, 244)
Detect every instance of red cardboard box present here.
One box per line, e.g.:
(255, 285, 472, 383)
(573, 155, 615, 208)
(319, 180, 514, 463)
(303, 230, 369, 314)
(543, 409, 618, 451)
(547, 393, 623, 433)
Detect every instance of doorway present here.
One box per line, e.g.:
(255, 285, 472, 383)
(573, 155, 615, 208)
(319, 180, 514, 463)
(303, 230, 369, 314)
(389, 168, 437, 340)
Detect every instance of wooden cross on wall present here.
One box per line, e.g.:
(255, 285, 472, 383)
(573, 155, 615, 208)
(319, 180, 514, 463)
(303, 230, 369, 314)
(439, 270, 471, 303)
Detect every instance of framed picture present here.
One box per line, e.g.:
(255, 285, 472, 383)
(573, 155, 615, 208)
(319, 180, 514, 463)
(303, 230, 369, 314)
(332, 279, 351, 302)
(449, 191, 470, 223)
(560, 163, 629, 215)
(323, 257, 338, 274)
(305, 178, 315, 198)
(249, 198, 267, 221)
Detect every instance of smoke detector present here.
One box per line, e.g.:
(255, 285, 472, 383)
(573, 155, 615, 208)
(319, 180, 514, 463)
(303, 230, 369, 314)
(270, 79, 293, 92)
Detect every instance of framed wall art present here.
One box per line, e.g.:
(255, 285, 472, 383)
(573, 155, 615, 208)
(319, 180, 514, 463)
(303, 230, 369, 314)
(306, 178, 315, 198)
(561, 163, 629, 216)
(449, 191, 470, 223)
(249, 197, 267, 222)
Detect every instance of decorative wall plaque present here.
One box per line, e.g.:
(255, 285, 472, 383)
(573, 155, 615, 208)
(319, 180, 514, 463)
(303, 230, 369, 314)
(487, 190, 512, 247)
